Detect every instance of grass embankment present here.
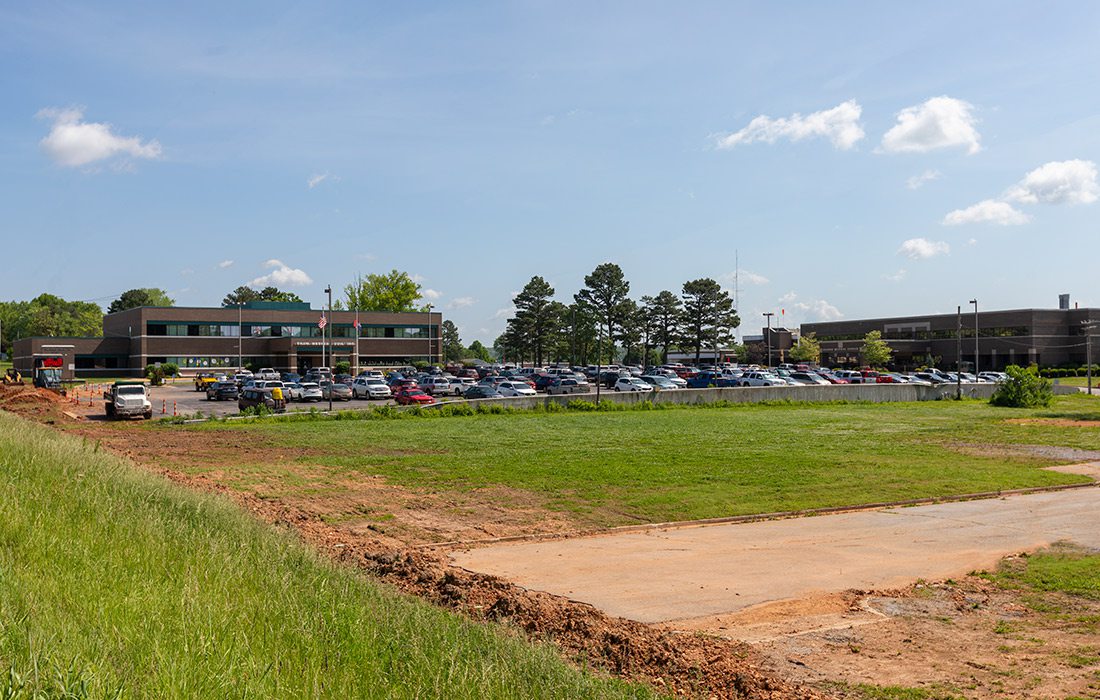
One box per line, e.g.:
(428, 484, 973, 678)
(179, 395, 1100, 528)
(0, 411, 657, 699)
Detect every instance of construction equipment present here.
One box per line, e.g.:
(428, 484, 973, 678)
(2, 368, 22, 385)
(32, 355, 67, 396)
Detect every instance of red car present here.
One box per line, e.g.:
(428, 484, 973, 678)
(394, 388, 435, 405)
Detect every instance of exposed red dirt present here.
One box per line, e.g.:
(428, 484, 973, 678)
(2, 400, 821, 700)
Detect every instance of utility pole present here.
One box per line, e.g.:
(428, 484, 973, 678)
(956, 305, 962, 400)
(969, 299, 979, 377)
(325, 285, 333, 412)
(763, 312, 774, 368)
(238, 304, 243, 372)
(1084, 321, 1098, 395)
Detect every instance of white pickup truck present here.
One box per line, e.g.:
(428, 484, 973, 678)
(104, 382, 153, 420)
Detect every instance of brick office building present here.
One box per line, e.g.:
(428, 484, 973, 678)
(802, 305, 1099, 371)
(13, 301, 442, 379)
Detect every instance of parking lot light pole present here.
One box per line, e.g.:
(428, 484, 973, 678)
(1084, 321, 1098, 394)
(595, 323, 602, 406)
(325, 285, 333, 412)
(238, 304, 243, 372)
(956, 305, 962, 400)
(427, 304, 433, 369)
(969, 299, 978, 376)
(762, 312, 774, 368)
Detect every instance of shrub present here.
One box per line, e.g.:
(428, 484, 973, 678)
(990, 364, 1054, 408)
(566, 399, 598, 412)
(334, 360, 351, 375)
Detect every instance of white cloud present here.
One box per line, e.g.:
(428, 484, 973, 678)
(37, 107, 161, 168)
(898, 237, 951, 259)
(307, 172, 339, 189)
(880, 96, 981, 155)
(968, 238, 978, 246)
(217, 259, 234, 269)
(942, 199, 1030, 226)
(179, 268, 195, 276)
(493, 307, 515, 320)
(906, 169, 942, 189)
(446, 296, 476, 310)
(740, 269, 769, 285)
(884, 269, 908, 282)
(716, 100, 864, 150)
(421, 288, 442, 300)
(248, 259, 313, 288)
(794, 299, 844, 322)
(777, 291, 844, 322)
(1004, 159, 1099, 205)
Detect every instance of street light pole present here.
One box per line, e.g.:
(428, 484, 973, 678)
(762, 312, 774, 368)
(238, 304, 243, 372)
(325, 285, 333, 412)
(427, 304, 434, 369)
(595, 323, 602, 406)
(969, 299, 979, 377)
(956, 305, 962, 400)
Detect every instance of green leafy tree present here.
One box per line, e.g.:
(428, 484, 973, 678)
(467, 340, 493, 363)
(343, 270, 424, 312)
(679, 278, 739, 364)
(643, 291, 683, 364)
(735, 341, 768, 365)
(108, 288, 175, 314)
(510, 276, 560, 366)
(859, 330, 893, 368)
(222, 286, 302, 306)
(990, 364, 1053, 408)
(788, 332, 821, 365)
(574, 263, 631, 364)
(441, 320, 466, 362)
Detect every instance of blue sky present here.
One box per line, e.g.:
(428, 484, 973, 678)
(3, 2, 1099, 343)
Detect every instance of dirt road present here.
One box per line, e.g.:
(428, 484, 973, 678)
(452, 467, 1100, 625)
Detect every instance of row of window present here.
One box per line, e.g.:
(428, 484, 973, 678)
(147, 323, 430, 339)
(818, 326, 1032, 342)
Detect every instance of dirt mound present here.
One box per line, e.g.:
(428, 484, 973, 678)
(0, 384, 74, 420)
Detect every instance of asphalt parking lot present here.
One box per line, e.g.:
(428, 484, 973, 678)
(149, 382, 397, 418)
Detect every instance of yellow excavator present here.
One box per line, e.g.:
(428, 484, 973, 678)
(3, 368, 23, 385)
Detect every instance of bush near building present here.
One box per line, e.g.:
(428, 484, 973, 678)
(991, 364, 1054, 408)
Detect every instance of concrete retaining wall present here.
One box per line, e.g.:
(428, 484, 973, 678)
(472, 382, 1005, 411)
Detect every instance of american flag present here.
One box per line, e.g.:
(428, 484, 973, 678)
(318, 315, 327, 329)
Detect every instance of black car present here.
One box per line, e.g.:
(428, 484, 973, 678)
(206, 381, 240, 401)
(464, 385, 503, 399)
(238, 388, 286, 413)
(533, 374, 557, 391)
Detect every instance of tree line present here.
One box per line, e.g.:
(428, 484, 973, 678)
(490, 263, 743, 367)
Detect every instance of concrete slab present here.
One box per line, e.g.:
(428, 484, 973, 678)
(451, 486, 1100, 624)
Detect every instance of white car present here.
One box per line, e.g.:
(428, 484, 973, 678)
(450, 377, 477, 395)
(420, 376, 452, 396)
(614, 377, 654, 392)
(497, 380, 536, 397)
(639, 375, 679, 390)
(298, 382, 324, 402)
(352, 377, 392, 400)
(357, 369, 385, 381)
(256, 367, 279, 380)
(738, 371, 787, 387)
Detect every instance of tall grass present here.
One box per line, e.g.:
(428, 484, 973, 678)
(0, 411, 656, 699)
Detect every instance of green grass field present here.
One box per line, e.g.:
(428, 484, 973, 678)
(0, 411, 657, 699)
(178, 395, 1100, 528)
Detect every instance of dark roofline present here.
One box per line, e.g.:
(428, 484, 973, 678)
(803, 307, 1098, 327)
